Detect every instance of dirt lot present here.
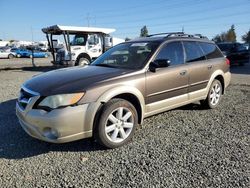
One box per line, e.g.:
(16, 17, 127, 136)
(0, 58, 249, 187)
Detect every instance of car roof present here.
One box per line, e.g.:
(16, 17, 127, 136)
(128, 33, 213, 44)
(128, 36, 214, 43)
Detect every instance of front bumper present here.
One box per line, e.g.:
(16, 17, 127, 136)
(16, 102, 92, 143)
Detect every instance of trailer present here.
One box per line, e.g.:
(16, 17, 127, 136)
(42, 25, 124, 66)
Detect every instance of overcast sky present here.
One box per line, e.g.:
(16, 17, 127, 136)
(0, 0, 249, 42)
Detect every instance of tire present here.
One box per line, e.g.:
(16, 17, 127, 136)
(201, 79, 222, 109)
(95, 98, 138, 148)
(8, 54, 14, 59)
(76, 57, 90, 66)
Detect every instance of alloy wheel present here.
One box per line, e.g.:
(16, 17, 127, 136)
(105, 107, 134, 143)
(209, 83, 221, 106)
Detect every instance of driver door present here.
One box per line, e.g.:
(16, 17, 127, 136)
(86, 34, 102, 58)
(145, 41, 189, 109)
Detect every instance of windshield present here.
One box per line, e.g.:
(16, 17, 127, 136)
(92, 42, 160, 69)
(71, 34, 87, 46)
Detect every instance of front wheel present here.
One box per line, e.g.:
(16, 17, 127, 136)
(201, 79, 222, 109)
(76, 57, 90, 66)
(95, 99, 138, 148)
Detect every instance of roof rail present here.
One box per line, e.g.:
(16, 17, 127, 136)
(147, 32, 208, 39)
(147, 32, 184, 37)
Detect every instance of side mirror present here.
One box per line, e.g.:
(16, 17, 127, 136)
(149, 59, 171, 72)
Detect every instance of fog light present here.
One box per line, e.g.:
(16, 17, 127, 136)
(43, 127, 59, 140)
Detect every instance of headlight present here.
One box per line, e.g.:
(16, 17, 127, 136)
(38, 93, 84, 109)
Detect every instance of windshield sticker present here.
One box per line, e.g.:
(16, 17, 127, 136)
(131, 43, 148, 47)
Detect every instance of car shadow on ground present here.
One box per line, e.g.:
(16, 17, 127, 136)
(0, 99, 104, 160)
(230, 61, 250, 75)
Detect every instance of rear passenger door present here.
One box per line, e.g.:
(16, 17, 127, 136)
(183, 41, 209, 93)
(146, 41, 188, 104)
(199, 41, 224, 74)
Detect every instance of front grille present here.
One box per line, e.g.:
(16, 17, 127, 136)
(18, 87, 38, 110)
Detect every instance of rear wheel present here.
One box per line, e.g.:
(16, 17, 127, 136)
(8, 54, 14, 59)
(201, 79, 222, 109)
(95, 99, 138, 148)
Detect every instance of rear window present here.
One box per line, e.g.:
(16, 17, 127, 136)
(199, 42, 223, 59)
(183, 41, 206, 63)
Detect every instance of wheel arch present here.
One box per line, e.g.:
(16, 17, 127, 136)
(214, 75, 225, 94)
(88, 86, 145, 133)
(206, 70, 226, 95)
(76, 53, 91, 65)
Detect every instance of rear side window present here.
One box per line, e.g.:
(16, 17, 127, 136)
(183, 41, 206, 63)
(155, 41, 184, 66)
(199, 42, 223, 59)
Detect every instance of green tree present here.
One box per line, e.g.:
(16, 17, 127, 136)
(242, 29, 250, 43)
(0, 39, 2, 41)
(140, 25, 149, 37)
(212, 32, 227, 43)
(226, 24, 236, 42)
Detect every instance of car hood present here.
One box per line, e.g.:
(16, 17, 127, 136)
(24, 66, 133, 96)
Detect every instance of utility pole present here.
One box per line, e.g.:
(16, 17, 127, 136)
(182, 26, 184, 33)
(85, 13, 95, 27)
(30, 26, 36, 67)
(86, 13, 91, 27)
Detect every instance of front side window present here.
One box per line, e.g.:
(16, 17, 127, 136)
(183, 41, 206, 63)
(199, 42, 223, 59)
(92, 42, 160, 69)
(155, 41, 184, 66)
(71, 34, 87, 46)
(88, 34, 100, 45)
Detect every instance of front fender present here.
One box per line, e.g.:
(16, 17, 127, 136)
(84, 85, 145, 131)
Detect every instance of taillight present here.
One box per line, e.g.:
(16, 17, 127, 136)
(226, 58, 230, 65)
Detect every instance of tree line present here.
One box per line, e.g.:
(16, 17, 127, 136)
(212, 24, 250, 43)
(126, 25, 250, 43)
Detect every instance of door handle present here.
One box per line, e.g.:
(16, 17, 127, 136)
(180, 70, 187, 76)
(207, 65, 213, 70)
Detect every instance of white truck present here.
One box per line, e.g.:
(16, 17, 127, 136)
(42, 25, 124, 66)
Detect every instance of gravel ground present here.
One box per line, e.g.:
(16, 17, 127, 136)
(0, 58, 249, 187)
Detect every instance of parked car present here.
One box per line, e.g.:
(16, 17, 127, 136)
(0, 46, 12, 52)
(243, 43, 249, 50)
(12, 48, 49, 58)
(16, 32, 231, 148)
(217, 42, 250, 66)
(0, 49, 16, 59)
